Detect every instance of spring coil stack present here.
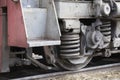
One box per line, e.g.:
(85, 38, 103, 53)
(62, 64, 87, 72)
(100, 21, 111, 43)
(60, 31, 81, 59)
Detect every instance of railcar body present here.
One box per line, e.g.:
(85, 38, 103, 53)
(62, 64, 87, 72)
(0, 0, 120, 72)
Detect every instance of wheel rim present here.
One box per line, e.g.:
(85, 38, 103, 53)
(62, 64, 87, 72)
(56, 55, 92, 70)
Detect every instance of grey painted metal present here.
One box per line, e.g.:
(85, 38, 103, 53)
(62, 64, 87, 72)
(1, 13, 10, 72)
(21, 0, 40, 8)
(113, 2, 120, 17)
(41, 0, 61, 40)
(93, 0, 111, 17)
(20, 0, 61, 47)
(63, 19, 80, 29)
(114, 20, 120, 38)
(113, 20, 120, 47)
(113, 38, 120, 47)
(28, 40, 61, 47)
(55, 1, 93, 18)
(23, 8, 47, 40)
(55, 1, 120, 18)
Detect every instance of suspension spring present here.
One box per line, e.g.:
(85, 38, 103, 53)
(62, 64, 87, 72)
(100, 21, 111, 42)
(60, 32, 81, 59)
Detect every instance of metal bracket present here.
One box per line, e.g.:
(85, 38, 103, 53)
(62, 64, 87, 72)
(44, 46, 56, 65)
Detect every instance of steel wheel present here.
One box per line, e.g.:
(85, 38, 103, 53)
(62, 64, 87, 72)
(56, 55, 92, 70)
(55, 34, 93, 71)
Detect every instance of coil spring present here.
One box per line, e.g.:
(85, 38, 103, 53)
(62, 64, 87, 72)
(60, 32, 80, 58)
(100, 21, 111, 42)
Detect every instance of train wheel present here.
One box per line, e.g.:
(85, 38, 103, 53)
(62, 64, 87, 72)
(56, 55, 92, 70)
(54, 33, 93, 70)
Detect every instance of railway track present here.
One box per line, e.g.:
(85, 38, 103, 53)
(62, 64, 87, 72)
(12, 63, 120, 80)
(0, 54, 120, 80)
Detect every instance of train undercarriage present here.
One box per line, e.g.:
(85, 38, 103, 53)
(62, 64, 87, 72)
(0, 0, 120, 73)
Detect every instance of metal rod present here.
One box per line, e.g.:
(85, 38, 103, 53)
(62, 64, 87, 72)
(26, 54, 52, 70)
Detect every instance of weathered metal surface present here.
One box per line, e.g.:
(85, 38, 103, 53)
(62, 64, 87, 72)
(7, 0, 28, 47)
(28, 40, 61, 47)
(16, 0, 61, 47)
(0, 9, 2, 72)
(113, 38, 120, 47)
(23, 8, 60, 47)
(112, 2, 120, 17)
(55, 1, 93, 19)
(55, 1, 120, 18)
(1, 13, 10, 72)
(41, 0, 61, 40)
(1, 0, 120, 73)
(23, 8, 47, 40)
(0, 9, 10, 72)
(0, 0, 7, 7)
(112, 20, 120, 47)
(21, 0, 40, 8)
(0, 7, 10, 72)
(63, 19, 80, 29)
